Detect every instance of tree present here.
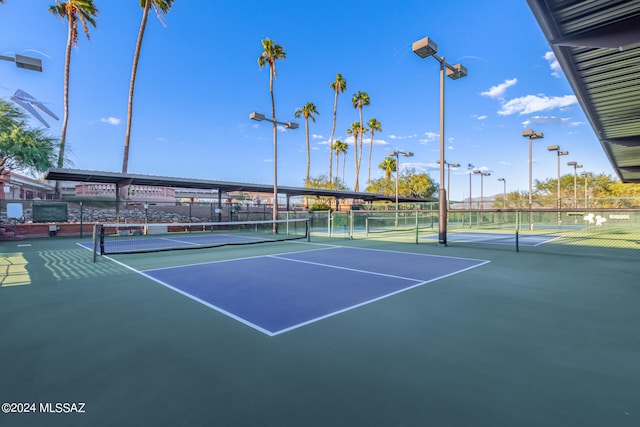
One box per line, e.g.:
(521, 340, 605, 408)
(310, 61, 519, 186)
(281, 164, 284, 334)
(333, 139, 348, 185)
(122, 0, 175, 173)
(328, 73, 347, 184)
(378, 156, 396, 184)
(351, 91, 370, 191)
(294, 102, 319, 187)
(367, 118, 381, 185)
(258, 37, 286, 226)
(0, 100, 57, 175)
(366, 167, 437, 199)
(49, 0, 98, 198)
(346, 121, 366, 191)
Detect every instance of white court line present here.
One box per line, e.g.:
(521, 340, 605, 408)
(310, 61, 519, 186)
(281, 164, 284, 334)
(268, 254, 423, 283)
(142, 244, 342, 272)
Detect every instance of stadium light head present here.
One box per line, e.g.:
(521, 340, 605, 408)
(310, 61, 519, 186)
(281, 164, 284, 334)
(249, 112, 265, 121)
(497, 177, 505, 182)
(472, 169, 481, 174)
(285, 121, 298, 130)
(559, 151, 569, 156)
(412, 37, 438, 58)
(0, 53, 42, 72)
(547, 145, 559, 151)
(15, 54, 42, 72)
(450, 163, 460, 168)
(567, 161, 577, 166)
(402, 152, 414, 157)
(446, 64, 468, 80)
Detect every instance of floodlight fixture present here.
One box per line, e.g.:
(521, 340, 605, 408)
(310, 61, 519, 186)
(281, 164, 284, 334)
(249, 112, 265, 121)
(547, 145, 560, 151)
(446, 64, 468, 80)
(0, 53, 42, 72)
(412, 37, 438, 58)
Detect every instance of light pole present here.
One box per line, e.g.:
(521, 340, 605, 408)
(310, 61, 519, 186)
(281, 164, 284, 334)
(497, 178, 506, 209)
(522, 129, 544, 230)
(581, 171, 590, 209)
(249, 112, 299, 233)
(436, 160, 460, 208)
(547, 145, 568, 224)
(389, 149, 414, 226)
(567, 161, 583, 208)
(413, 36, 467, 246)
(473, 170, 491, 210)
(0, 53, 42, 72)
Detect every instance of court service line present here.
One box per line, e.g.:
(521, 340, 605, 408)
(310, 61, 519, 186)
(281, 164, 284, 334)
(269, 255, 424, 283)
(270, 260, 490, 336)
(141, 245, 342, 272)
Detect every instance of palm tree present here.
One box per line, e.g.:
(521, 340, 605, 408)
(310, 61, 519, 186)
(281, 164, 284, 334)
(346, 121, 367, 191)
(49, 0, 98, 198)
(333, 140, 348, 184)
(294, 102, 319, 187)
(367, 118, 382, 185)
(351, 91, 370, 191)
(379, 157, 397, 184)
(122, 0, 174, 174)
(328, 73, 346, 184)
(258, 37, 286, 229)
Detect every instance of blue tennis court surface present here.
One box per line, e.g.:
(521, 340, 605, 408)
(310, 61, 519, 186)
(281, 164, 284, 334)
(134, 246, 489, 336)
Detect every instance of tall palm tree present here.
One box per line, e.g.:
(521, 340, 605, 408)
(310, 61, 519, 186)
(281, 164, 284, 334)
(258, 37, 286, 229)
(328, 73, 346, 185)
(122, 0, 174, 174)
(367, 118, 382, 185)
(333, 139, 348, 184)
(49, 0, 98, 198)
(351, 91, 370, 191)
(294, 102, 319, 187)
(346, 121, 366, 191)
(379, 157, 397, 185)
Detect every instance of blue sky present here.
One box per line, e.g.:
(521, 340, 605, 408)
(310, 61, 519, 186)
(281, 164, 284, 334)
(1, 0, 616, 200)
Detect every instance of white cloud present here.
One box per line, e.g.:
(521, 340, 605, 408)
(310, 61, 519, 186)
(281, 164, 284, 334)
(389, 134, 417, 140)
(312, 133, 324, 139)
(498, 161, 511, 166)
(521, 115, 583, 127)
(475, 115, 488, 120)
(544, 51, 563, 78)
(419, 131, 439, 144)
(481, 78, 517, 99)
(100, 117, 121, 125)
(498, 94, 578, 116)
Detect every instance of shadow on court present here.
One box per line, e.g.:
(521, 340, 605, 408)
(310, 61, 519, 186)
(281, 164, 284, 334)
(0, 236, 638, 426)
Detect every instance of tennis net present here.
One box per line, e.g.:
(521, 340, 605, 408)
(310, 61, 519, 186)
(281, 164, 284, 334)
(93, 218, 310, 255)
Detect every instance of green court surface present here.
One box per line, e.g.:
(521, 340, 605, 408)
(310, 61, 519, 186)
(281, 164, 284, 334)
(0, 236, 638, 426)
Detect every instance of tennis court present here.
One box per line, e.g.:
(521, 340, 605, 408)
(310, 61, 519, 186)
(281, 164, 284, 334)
(114, 246, 488, 335)
(1, 229, 638, 427)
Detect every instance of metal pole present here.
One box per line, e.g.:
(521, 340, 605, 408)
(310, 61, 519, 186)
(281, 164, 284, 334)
(557, 153, 561, 224)
(273, 119, 278, 233)
(438, 60, 447, 246)
(395, 152, 399, 226)
(529, 136, 533, 231)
